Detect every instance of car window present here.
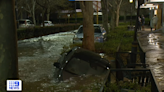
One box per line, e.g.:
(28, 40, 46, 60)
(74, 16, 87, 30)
(26, 20, 33, 24)
(19, 21, 25, 24)
(26, 21, 30, 24)
(44, 22, 48, 24)
(77, 26, 101, 33)
(77, 27, 83, 33)
(94, 26, 101, 33)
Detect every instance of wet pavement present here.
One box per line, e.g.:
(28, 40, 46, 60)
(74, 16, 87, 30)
(137, 27, 164, 91)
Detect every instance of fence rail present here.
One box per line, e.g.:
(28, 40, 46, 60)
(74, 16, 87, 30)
(108, 68, 161, 92)
(107, 34, 162, 92)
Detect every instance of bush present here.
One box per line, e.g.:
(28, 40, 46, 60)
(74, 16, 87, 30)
(95, 23, 134, 55)
(104, 81, 151, 92)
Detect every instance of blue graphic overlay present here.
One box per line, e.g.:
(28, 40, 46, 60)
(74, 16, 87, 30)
(9, 81, 19, 90)
(7, 80, 22, 91)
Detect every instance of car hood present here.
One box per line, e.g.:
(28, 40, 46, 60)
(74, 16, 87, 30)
(75, 33, 102, 38)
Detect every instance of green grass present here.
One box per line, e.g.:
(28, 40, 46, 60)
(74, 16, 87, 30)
(104, 81, 151, 92)
(95, 23, 134, 55)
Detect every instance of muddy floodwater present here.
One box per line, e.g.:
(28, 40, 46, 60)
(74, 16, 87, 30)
(18, 31, 109, 92)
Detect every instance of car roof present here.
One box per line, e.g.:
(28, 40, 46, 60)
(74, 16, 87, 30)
(93, 24, 102, 26)
(19, 19, 30, 21)
(44, 21, 52, 22)
(79, 24, 102, 27)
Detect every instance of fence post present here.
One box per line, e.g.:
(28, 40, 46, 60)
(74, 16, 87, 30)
(130, 42, 138, 68)
(116, 52, 123, 81)
(140, 52, 146, 68)
(151, 73, 159, 92)
(107, 72, 111, 82)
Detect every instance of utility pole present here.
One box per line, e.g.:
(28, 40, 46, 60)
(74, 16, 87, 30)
(0, 0, 18, 91)
(75, 2, 77, 24)
(131, 0, 140, 68)
(130, 0, 133, 29)
(97, 1, 98, 24)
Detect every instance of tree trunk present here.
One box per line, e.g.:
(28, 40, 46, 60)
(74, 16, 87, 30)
(21, 10, 23, 19)
(124, 11, 127, 23)
(32, 0, 36, 25)
(37, 15, 40, 24)
(80, 1, 95, 51)
(109, 1, 116, 31)
(46, 7, 50, 21)
(110, 9, 116, 31)
(116, 0, 122, 27)
(116, 7, 120, 27)
(42, 9, 45, 27)
(0, 0, 18, 91)
(101, 0, 109, 33)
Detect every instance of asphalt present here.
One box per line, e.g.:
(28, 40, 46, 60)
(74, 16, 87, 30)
(137, 26, 164, 92)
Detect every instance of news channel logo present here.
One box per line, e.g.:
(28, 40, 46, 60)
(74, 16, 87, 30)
(7, 80, 22, 91)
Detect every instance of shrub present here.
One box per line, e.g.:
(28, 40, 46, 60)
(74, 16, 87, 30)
(95, 23, 134, 55)
(104, 81, 151, 92)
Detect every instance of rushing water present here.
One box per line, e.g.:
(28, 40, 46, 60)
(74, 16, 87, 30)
(17, 31, 108, 92)
(18, 31, 75, 92)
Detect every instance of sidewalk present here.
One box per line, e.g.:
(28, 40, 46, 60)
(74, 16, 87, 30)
(137, 26, 164, 92)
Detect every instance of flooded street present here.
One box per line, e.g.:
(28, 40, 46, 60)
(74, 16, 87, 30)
(17, 31, 108, 92)
(18, 31, 75, 92)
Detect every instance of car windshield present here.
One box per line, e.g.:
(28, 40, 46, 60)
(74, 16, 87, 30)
(44, 22, 48, 24)
(19, 21, 25, 24)
(26, 21, 31, 24)
(77, 26, 101, 33)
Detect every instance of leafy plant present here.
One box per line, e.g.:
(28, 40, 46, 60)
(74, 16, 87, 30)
(104, 81, 151, 92)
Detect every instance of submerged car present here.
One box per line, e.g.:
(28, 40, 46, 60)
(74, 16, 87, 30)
(73, 24, 106, 43)
(53, 47, 110, 91)
(53, 47, 110, 81)
(41, 21, 54, 27)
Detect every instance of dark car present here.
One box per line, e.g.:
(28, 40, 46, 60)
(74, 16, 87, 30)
(53, 47, 110, 91)
(73, 24, 106, 43)
(53, 47, 110, 81)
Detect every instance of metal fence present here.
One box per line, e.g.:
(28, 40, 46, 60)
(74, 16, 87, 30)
(107, 38, 162, 92)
